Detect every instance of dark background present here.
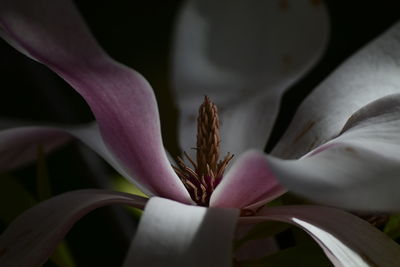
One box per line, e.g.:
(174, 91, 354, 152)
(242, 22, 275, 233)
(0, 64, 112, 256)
(1, 0, 400, 266)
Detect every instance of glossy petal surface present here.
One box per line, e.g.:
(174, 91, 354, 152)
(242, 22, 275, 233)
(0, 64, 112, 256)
(0, 189, 147, 267)
(0, 0, 190, 202)
(173, 0, 329, 157)
(124, 197, 239, 267)
(240, 205, 400, 267)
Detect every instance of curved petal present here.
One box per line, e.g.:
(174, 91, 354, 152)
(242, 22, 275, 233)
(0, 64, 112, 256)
(172, 0, 329, 157)
(0, 189, 148, 267)
(266, 94, 400, 211)
(123, 197, 239, 267)
(239, 205, 400, 267)
(0, 0, 191, 202)
(0, 125, 69, 172)
(0, 121, 148, 196)
(210, 150, 285, 209)
(273, 20, 400, 159)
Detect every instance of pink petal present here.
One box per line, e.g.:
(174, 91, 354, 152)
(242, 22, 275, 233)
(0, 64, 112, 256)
(0, 0, 191, 202)
(240, 205, 400, 266)
(172, 0, 329, 157)
(273, 21, 400, 159)
(124, 197, 239, 267)
(0, 189, 148, 267)
(210, 150, 285, 209)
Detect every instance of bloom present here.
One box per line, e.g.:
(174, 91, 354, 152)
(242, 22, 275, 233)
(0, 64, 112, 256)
(0, 0, 400, 266)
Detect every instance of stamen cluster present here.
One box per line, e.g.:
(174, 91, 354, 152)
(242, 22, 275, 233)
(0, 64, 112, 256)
(173, 96, 233, 206)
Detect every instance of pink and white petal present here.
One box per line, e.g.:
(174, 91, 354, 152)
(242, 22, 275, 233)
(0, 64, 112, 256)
(0, 120, 149, 196)
(210, 150, 285, 210)
(273, 20, 400, 159)
(240, 205, 400, 267)
(0, 189, 148, 267)
(172, 0, 329, 157)
(0, 0, 190, 202)
(123, 197, 239, 267)
(266, 94, 400, 211)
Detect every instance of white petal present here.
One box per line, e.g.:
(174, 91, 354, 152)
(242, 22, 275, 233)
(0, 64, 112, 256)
(173, 0, 329, 157)
(273, 20, 400, 159)
(268, 94, 400, 211)
(240, 205, 400, 267)
(123, 197, 239, 267)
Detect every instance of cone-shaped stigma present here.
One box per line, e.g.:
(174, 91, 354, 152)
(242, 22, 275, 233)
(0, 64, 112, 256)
(173, 96, 234, 206)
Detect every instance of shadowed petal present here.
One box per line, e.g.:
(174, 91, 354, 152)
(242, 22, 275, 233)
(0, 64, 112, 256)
(0, 125, 69, 172)
(124, 197, 239, 267)
(0, 121, 149, 196)
(210, 150, 285, 209)
(273, 20, 400, 159)
(0, 189, 148, 267)
(240, 205, 400, 267)
(0, 0, 191, 202)
(173, 0, 329, 157)
(266, 94, 400, 211)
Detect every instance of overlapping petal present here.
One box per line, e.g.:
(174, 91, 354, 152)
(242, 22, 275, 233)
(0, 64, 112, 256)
(0, 189, 148, 267)
(273, 20, 400, 159)
(0, 0, 191, 202)
(0, 124, 69, 172)
(124, 197, 239, 267)
(0, 121, 152, 195)
(266, 94, 400, 211)
(240, 205, 400, 266)
(210, 150, 285, 209)
(263, 20, 400, 211)
(173, 0, 329, 157)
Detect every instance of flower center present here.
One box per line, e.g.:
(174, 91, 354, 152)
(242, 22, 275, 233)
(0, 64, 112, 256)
(173, 96, 233, 206)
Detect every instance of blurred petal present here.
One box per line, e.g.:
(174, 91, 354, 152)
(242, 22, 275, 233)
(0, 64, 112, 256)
(267, 94, 400, 211)
(0, 0, 191, 202)
(173, 0, 329, 157)
(240, 205, 400, 267)
(0, 121, 149, 196)
(0, 121, 69, 171)
(124, 197, 239, 267)
(273, 20, 400, 159)
(210, 150, 285, 209)
(0, 189, 147, 267)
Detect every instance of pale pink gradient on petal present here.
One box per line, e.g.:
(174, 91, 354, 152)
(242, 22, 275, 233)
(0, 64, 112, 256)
(239, 205, 400, 266)
(0, 0, 191, 203)
(210, 150, 285, 209)
(0, 189, 148, 267)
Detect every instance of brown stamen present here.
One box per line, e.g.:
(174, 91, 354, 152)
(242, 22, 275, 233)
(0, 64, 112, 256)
(173, 96, 234, 206)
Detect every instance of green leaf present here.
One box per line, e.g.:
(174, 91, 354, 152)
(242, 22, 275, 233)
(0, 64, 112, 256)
(111, 175, 147, 218)
(384, 214, 400, 239)
(50, 242, 77, 267)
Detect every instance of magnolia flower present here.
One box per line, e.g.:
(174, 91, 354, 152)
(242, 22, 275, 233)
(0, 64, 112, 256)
(0, 0, 400, 266)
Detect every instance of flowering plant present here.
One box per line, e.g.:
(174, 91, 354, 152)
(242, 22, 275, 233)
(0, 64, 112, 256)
(0, 0, 400, 266)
